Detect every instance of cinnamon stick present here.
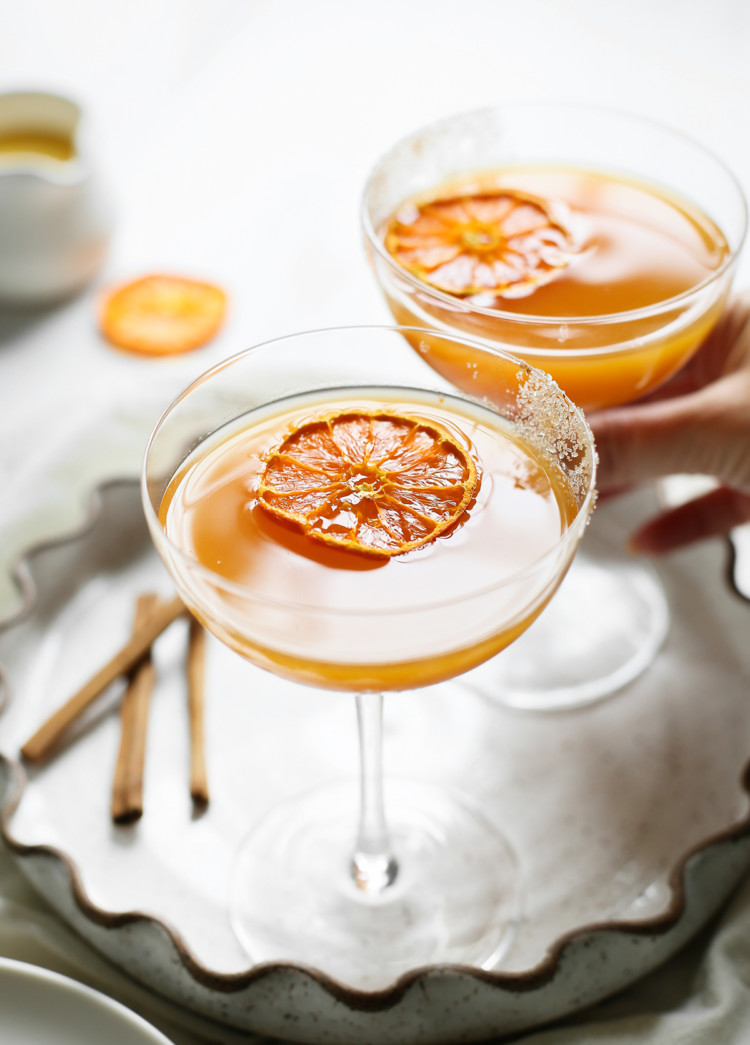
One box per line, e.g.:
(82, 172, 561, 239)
(20, 594, 186, 765)
(186, 615, 209, 808)
(111, 594, 158, 823)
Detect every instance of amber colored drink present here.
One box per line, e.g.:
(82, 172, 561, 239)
(376, 167, 731, 411)
(160, 387, 578, 692)
(0, 130, 75, 164)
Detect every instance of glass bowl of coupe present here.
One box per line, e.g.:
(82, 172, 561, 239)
(142, 326, 596, 986)
(362, 103, 747, 709)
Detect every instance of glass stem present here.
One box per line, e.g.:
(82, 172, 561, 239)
(351, 692, 398, 894)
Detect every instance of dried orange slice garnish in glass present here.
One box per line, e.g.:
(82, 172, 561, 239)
(100, 274, 227, 356)
(385, 189, 579, 300)
(258, 410, 479, 558)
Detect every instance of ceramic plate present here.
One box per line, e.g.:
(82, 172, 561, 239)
(0, 956, 174, 1044)
(1, 480, 750, 1044)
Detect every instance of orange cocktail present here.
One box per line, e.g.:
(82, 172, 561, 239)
(142, 326, 596, 984)
(159, 387, 580, 691)
(362, 105, 746, 412)
(363, 106, 746, 710)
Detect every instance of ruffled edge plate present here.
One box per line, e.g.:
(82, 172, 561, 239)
(1, 462, 750, 1044)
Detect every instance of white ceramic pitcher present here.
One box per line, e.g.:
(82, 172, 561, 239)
(0, 90, 114, 305)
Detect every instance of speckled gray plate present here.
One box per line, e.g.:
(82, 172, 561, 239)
(1, 478, 750, 1044)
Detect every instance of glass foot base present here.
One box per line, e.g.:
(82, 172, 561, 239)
(230, 779, 519, 990)
(462, 528, 670, 712)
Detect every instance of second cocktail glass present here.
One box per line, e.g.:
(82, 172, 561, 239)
(141, 326, 596, 987)
(362, 103, 747, 709)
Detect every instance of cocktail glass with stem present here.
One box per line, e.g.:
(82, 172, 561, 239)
(141, 325, 596, 987)
(362, 103, 747, 710)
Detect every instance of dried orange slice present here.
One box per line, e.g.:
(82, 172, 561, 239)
(385, 189, 578, 300)
(100, 274, 227, 356)
(258, 410, 479, 558)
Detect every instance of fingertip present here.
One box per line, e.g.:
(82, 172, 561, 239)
(626, 530, 662, 556)
(627, 517, 677, 556)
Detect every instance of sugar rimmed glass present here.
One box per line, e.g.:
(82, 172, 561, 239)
(141, 326, 596, 987)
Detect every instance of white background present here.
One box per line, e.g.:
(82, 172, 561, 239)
(1, 0, 749, 495)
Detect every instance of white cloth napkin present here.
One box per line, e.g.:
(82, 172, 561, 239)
(521, 883, 750, 1044)
(2, 831, 749, 1044)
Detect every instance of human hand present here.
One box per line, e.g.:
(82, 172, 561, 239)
(589, 289, 750, 554)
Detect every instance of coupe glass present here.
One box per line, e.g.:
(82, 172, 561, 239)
(141, 326, 596, 987)
(362, 103, 747, 710)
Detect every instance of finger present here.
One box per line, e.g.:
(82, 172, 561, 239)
(591, 376, 750, 493)
(590, 393, 714, 491)
(629, 486, 750, 555)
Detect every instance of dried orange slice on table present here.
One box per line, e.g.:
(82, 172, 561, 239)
(258, 410, 479, 558)
(385, 189, 578, 300)
(100, 274, 227, 355)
